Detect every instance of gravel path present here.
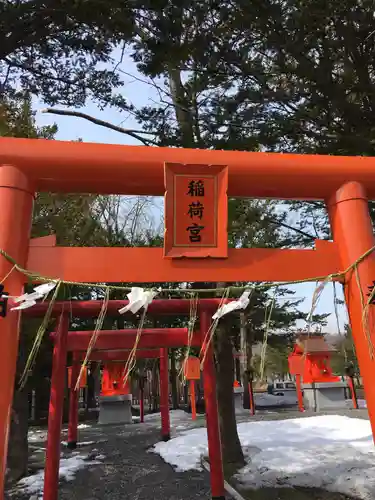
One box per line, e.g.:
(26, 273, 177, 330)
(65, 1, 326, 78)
(12, 421, 213, 500)
(7, 407, 368, 500)
(60, 427, 212, 500)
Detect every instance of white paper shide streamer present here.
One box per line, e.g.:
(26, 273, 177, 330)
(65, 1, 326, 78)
(118, 286, 160, 315)
(10, 282, 57, 310)
(212, 291, 251, 320)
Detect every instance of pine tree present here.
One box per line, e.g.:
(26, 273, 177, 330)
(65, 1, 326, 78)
(1, 1, 134, 108)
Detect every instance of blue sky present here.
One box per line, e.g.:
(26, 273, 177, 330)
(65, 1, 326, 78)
(34, 54, 346, 335)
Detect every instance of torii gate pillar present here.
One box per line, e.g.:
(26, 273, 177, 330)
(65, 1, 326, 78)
(328, 181, 375, 440)
(0, 166, 34, 496)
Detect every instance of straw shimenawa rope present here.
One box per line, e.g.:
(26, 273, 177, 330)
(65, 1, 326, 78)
(121, 307, 148, 385)
(1, 244, 375, 295)
(199, 287, 231, 368)
(75, 288, 110, 390)
(179, 293, 199, 379)
(297, 277, 332, 374)
(355, 264, 375, 359)
(333, 281, 347, 363)
(18, 281, 62, 390)
(0, 264, 16, 284)
(2, 243, 375, 385)
(259, 288, 277, 381)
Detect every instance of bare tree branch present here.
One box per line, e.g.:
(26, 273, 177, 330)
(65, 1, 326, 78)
(264, 215, 317, 241)
(40, 108, 159, 146)
(112, 40, 127, 75)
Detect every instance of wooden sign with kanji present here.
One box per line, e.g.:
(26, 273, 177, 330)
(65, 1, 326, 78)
(164, 163, 228, 258)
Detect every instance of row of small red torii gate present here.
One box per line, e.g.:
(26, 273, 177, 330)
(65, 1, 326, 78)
(1, 137, 375, 500)
(25, 299, 215, 500)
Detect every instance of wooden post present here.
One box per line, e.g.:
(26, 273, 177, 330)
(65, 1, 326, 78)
(139, 372, 146, 423)
(43, 313, 69, 500)
(190, 380, 197, 420)
(159, 347, 170, 441)
(140, 387, 145, 423)
(201, 310, 225, 500)
(347, 376, 358, 410)
(67, 358, 80, 449)
(296, 374, 304, 412)
(240, 312, 247, 409)
(248, 381, 255, 416)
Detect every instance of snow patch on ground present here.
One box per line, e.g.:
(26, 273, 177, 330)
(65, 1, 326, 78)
(143, 409, 200, 431)
(153, 415, 375, 499)
(61, 440, 96, 447)
(10, 454, 104, 498)
(153, 428, 206, 472)
(28, 429, 48, 443)
(77, 423, 91, 429)
(145, 409, 191, 423)
(28, 423, 92, 444)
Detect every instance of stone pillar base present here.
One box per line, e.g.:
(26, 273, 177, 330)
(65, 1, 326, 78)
(98, 394, 133, 425)
(302, 382, 347, 412)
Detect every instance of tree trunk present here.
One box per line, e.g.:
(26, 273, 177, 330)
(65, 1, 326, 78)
(170, 349, 179, 409)
(7, 388, 29, 483)
(215, 321, 245, 469)
(235, 357, 241, 383)
(168, 67, 195, 147)
(7, 331, 29, 484)
(242, 372, 250, 409)
(167, 68, 243, 467)
(242, 320, 254, 410)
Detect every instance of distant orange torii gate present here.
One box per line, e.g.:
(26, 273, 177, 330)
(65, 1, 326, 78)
(1, 137, 375, 500)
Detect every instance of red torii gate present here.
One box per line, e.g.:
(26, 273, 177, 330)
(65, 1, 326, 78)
(1, 138, 375, 500)
(76, 348, 168, 436)
(25, 300, 222, 500)
(46, 319, 214, 500)
(68, 349, 161, 448)
(71, 348, 170, 441)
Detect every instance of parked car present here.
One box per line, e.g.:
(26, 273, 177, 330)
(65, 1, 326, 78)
(270, 381, 296, 396)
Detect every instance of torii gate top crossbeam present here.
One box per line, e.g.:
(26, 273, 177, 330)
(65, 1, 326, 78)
(1, 138, 375, 199)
